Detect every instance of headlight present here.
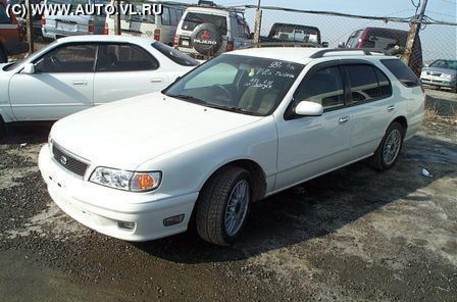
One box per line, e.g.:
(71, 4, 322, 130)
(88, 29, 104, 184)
(441, 73, 452, 80)
(90, 167, 161, 192)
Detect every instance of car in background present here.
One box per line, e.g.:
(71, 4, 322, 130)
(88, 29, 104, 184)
(174, 4, 252, 59)
(105, 0, 185, 46)
(0, 0, 28, 62)
(420, 59, 457, 93)
(0, 35, 198, 133)
(41, 0, 109, 39)
(259, 22, 328, 47)
(341, 27, 423, 77)
(38, 47, 424, 246)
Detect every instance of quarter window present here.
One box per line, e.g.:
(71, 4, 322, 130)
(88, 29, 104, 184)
(381, 59, 420, 87)
(294, 66, 345, 111)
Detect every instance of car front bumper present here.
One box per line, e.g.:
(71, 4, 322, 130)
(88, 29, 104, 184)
(38, 145, 198, 242)
(420, 76, 456, 89)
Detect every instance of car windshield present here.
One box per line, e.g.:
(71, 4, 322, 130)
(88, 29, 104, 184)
(429, 59, 457, 71)
(163, 54, 304, 116)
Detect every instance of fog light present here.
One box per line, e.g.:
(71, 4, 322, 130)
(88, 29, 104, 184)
(117, 221, 136, 230)
(163, 214, 185, 227)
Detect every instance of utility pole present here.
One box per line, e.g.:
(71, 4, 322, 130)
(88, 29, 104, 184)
(25, 0, 34, 54)
(402, 0, 428, 69)
(252, 0, 262, 45)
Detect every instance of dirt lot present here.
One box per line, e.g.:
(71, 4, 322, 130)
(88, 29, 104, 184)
(0, 92, 456, 302)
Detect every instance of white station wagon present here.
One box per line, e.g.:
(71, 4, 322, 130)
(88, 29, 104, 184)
(38, 48, 425, 246)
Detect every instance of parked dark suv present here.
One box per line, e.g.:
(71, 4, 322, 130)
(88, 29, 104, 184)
(342, 27, 423, 77)
(0, 0, 28, 62)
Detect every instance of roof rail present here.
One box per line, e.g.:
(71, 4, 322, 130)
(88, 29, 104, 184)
(310, 48, 392, 58)
(242, 42, 324, 49)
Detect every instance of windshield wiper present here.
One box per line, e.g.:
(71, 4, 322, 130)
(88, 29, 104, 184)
(167, 94, 209, 105)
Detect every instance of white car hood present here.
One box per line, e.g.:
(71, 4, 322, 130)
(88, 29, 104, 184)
(52, 92, 262, 169)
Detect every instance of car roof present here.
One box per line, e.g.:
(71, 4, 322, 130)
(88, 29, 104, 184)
(229, 47, 391, 65)
(54, 35, 157, 46)
(185, 6, 233, 15)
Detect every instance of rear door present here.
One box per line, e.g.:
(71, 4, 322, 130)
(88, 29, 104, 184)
(9, 43, 96, 121)
(93, 43, 169, 104)
(341, 61, 395, 158)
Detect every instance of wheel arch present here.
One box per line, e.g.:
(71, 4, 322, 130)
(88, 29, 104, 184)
(391, 116, 408, 135)
(200, 159, 267, 202)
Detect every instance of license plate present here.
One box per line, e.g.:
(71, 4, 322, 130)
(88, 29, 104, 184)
(182, 40, 190, 46)
(57, 22, 75, 32)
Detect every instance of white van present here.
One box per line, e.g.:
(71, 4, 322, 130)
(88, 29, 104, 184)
(105, 1, 185, 46)
(42, 0, 110, 39)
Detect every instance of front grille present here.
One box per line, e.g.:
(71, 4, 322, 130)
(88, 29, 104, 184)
(52, 143, 88, 177)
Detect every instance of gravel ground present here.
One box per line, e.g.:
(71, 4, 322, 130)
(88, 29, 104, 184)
(0, 95, 456, 301)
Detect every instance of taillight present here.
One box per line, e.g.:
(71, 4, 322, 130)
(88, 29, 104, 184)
(41, 16, 46, 25)
(88, 20, 95, 34)
(226, 40, 234, 52)
(153, 29, 160, 41)
(173, 35, 179, 47)
(103, 23, 108, 35)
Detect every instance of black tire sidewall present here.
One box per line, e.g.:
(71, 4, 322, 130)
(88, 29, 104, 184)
(196, 167, 252, 245)
(191, 23, 222, 56)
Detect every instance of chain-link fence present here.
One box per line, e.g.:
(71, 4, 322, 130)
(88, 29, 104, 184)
(242, 4, 457, 111)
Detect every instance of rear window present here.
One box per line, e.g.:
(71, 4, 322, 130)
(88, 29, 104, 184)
(381, 59, 420, 88)
(182, 12, 227, 35)
(151, 42, 199, 66)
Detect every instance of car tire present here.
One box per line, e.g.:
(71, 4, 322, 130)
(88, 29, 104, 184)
(371, 122, 404, 171)
(0, 47, 7, 63)
(0, 116, 7, 140)
(196, 166, 251, 246)
(191, 23, 223, 56)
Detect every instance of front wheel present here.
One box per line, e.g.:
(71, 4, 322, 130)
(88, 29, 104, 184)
(196, 167, 251, 246)
(371, 122, 405, 171)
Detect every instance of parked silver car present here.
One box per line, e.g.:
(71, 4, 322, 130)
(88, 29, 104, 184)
(420, 59, 457, 93)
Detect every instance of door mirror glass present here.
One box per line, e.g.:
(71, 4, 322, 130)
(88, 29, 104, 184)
(295, 101, 323, 116)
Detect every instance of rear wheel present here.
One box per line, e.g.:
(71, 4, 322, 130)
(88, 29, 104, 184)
(371, 122, 404, 171)
(196, 167, 251, 246)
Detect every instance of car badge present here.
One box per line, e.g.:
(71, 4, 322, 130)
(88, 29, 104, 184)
(60, 155, 68, 165)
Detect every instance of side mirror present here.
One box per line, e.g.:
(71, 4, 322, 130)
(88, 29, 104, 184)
(321, 41, 329, 48)
(338, 41, 346, 48)
(295, 101, 323, 116)
(21, 63, 35, 74)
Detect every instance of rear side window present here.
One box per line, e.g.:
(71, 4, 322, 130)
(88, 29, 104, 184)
(182, 12, 227, 35)
(345, 64, 392, 103)
(381, 59, 420, 87)
(151, 42, 199, 66)
(96, 44, 159, 72)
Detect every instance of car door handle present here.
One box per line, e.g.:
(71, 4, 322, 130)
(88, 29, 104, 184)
(339, 116, 350, 124)
(72, 80, 87, 86)
(387, 105, 395, 111)
(150, 79, 163, 83)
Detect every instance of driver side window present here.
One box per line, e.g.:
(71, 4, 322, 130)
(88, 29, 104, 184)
(294, 66, 345, 111)
(34, 44, 97, 73)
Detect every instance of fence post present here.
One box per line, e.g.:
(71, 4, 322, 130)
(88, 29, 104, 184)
(402, 0, 428, 68)
(252, 0, 262, 46)
(25, 0, 34, 54)
(114, 0, 121, 35)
